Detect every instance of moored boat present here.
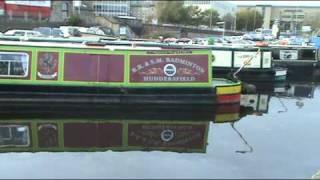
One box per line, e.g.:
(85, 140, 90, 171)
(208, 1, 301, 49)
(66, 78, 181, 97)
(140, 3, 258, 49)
(210, 45, 287, 82)
(267, 45, 320, 78)
(0, 37, 241, 105)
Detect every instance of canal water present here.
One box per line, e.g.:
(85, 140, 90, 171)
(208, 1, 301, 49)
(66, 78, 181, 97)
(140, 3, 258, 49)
(0, 79, 319, 178)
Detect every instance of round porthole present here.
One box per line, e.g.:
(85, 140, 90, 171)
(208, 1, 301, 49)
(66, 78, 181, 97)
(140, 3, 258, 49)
(163, 64, 176, 77)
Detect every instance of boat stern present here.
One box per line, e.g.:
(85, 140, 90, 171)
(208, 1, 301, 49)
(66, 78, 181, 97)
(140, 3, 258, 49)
(213, 78, 242, 104)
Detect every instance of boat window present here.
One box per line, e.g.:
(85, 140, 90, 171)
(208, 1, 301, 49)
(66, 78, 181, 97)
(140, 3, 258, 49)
(0, 125, 30, 147)
(0, 52, 29, 77)
(13, 31, 25, 36)
(38, 124, 59, 148)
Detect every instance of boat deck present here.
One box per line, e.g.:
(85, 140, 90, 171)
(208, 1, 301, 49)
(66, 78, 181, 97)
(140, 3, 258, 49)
(212, 78, 239, 87)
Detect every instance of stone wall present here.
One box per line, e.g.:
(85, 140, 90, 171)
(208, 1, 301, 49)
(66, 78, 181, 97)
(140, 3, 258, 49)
(142, 24, 244, 39)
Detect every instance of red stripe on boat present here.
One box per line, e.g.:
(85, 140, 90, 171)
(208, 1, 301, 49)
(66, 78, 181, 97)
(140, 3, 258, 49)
(217, 94, 241, 104)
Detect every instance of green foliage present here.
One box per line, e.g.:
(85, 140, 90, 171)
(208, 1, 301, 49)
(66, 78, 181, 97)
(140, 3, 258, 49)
(208, 37, 215, 45)
(304, 13, 320, 34)
(200, 9, 221, 27)
(67, 14, 82, 26)
(184, 6, 203, 26)
(156, 1, 221, 27)
(236, 9, 263, 31)
(156, 1, 184, 24)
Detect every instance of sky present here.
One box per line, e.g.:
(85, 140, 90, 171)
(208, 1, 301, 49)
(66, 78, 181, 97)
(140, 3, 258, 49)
(231, 1, 320, 6)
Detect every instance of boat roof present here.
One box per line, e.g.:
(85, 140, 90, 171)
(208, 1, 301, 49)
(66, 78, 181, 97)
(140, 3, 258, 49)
(0, 35, 269, 51)
(268, 44, 315, 49)
(0, 39, 165, 50)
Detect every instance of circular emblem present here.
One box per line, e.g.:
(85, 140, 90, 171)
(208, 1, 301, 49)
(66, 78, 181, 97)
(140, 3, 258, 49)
(163, 64, 176, 77)
(161, 129, 174, 142)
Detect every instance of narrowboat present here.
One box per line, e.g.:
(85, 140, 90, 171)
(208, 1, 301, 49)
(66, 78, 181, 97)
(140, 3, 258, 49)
(211, 46, 287, 82)
(0, 37, 242, 105)
(0, 35, 287, 82)
(268, 45, 320, 78)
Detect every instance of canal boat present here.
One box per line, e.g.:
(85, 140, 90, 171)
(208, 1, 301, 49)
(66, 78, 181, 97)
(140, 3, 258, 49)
(267, 45, 320, 77)
(0, 37, 241, 105)
(0, 35, 288, 82)
(210, 45, 287, 82)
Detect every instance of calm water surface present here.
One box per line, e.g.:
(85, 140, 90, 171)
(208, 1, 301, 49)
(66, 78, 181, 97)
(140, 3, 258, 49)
(0, 80, 319, 178)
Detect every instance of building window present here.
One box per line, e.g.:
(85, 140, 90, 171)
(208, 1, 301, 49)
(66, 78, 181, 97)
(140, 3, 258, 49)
(0, 52, 29, 77)
(62, 3, 68, 11)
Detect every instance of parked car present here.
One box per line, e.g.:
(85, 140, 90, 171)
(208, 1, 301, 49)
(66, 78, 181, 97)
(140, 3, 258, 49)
(60, 26, 82, 37)
(87, 26, 114, 36)
(4, 29, 42, 37)
(243, 31, 264, 41)
(193, 38, 209, 45)
(176, 38, 193, 45)
(163, 37, 177, 43)
(259, 29, 275, 40)
(33, 27, 65, 38)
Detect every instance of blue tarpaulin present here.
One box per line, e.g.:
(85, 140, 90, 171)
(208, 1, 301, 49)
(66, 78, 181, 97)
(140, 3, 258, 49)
(310, 37, 320, 48)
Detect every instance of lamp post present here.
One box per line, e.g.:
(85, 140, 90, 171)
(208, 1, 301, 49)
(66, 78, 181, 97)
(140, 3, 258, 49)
(217, 21, 225, 38)
(234, 13, 237, 31)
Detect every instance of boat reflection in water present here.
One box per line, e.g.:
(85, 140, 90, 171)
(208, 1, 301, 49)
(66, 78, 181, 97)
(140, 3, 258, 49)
(0, 81, 316, 154)
(0, 100, 246, 154)
(241, 81, 317, 115)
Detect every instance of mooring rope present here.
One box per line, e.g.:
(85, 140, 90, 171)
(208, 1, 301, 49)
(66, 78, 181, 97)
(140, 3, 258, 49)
(277, 95, 288, 113)
(231, 122, 253, 154)
(233, 48, 261, 80)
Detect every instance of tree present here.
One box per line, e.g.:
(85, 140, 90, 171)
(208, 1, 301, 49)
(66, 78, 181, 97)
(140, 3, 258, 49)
(236, 9, 263, 31)
(67, 14, 82, 26)
(222, 13, 235, 30)
(184, 6, 203, 26)
(303, 13, 320, 34)
(200, 9, 221, 27)
(155, 1, 221, 27)
(156, 1, 186, 24)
